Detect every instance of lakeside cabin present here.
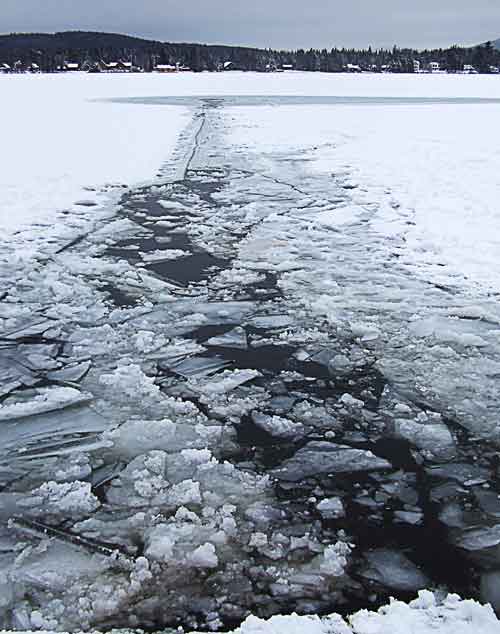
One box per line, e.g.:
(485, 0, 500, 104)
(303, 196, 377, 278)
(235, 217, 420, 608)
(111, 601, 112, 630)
(463, 64, 477, 74)
(154, 64, 177, 73)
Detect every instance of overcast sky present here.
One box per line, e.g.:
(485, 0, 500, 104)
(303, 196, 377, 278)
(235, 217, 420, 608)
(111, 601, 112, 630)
(2, 0, 500, 49)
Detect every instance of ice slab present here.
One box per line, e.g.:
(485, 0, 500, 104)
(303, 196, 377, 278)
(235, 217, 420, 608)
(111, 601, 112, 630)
(0, 387, 91, 422)
(317, 497, 345, 519)
(248, 315, 294, 329)
(426, 463, 490, 485)
(192, 369, 261, 395)
(393, 419, 456, 461)
(169, 356, 231, 379)
(47, 360, 92, 383)
(361, 549, 429, 592)
(457, 525, 500, 552)
(206, 327, 248, 350)
(1, 319, 58, 341)
(251, 412, 305, 440)
(0, 405, 110, 485)
(271, 442, 391, 482)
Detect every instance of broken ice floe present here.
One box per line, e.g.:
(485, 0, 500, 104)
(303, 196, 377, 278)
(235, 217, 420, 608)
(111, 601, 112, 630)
(271, 442, 391, 482)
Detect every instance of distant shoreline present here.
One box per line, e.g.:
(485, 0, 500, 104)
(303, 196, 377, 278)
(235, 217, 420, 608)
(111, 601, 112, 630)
(1, 30, 499, 75)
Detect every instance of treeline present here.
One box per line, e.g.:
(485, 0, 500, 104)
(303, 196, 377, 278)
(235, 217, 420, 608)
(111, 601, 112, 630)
(1, 31, 499, 73)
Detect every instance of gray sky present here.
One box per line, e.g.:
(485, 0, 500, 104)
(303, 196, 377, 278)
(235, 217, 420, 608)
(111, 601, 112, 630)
(2, 0, 500, 49)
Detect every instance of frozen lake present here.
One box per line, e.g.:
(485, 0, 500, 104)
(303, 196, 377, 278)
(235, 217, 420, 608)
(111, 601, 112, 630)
(1, 73, 500, 631)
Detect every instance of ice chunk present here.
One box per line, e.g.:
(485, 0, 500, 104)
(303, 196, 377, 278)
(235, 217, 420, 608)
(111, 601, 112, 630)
(168, 356, 230, 379)
(18, 481, 100, 520)
(393, 419, 456, 461)
(106, 418, 214, 460)
(155, 340, 205, 363)
(2, 319, 57, 340)
(340, 393, 365, 409)
(410, 317, 489, 348)
(481, 571, 500, 612)
(252, 412, 305, 440)
(474, 489, 500, 519)
(47, 360, 91, 383)
(158, 199, 190, 211)
(193, 369, 260, 395)
(188, 542, 218, 569)
(350, 321, 381, 342)
(457, 525, 500, 552)
(140, 249, 188, 263)
(248, 314, 294, 329)
(317, 497, 345, 519)
(394, 510, 424, 526)
(99, 364, 160, 402)
(271, 442, 391, 482)
(8, 540, 108, 595)
(361, 549, 429, 592)
(0, 405, 110, 485)
(206, 326, 248, 350)
(426, 463, 490, 485)
(0, 387, 91, 421)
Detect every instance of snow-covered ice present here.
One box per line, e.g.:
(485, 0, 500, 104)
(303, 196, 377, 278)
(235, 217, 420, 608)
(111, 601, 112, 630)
(0, 73, 189, 254)
(226, 100, 500, 294)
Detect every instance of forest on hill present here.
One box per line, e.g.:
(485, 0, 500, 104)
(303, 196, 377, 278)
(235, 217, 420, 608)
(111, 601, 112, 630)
(1, 30, 500, 72)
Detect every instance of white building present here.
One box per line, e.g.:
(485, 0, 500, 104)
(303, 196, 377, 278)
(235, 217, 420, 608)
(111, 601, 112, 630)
(429, 61, 440, 73)
(413, 60, 421, 73)
(463, 64, 477, 74)
(154, 64, 177, 73)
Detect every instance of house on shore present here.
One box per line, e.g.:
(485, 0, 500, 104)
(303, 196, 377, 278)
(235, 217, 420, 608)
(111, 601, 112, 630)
(281, 64, 294, 71)
(0, 63, 11, 73)
(154, 64, 177, 73)
(429, 61, 440, 73)
(102, 61, 119, 72)
(463, 64, 477, 74)
(95, 60, 134, 73)
(64, 62, 80, 71)
(413, 60, 421, 73)
(346, 63, 362, 73)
